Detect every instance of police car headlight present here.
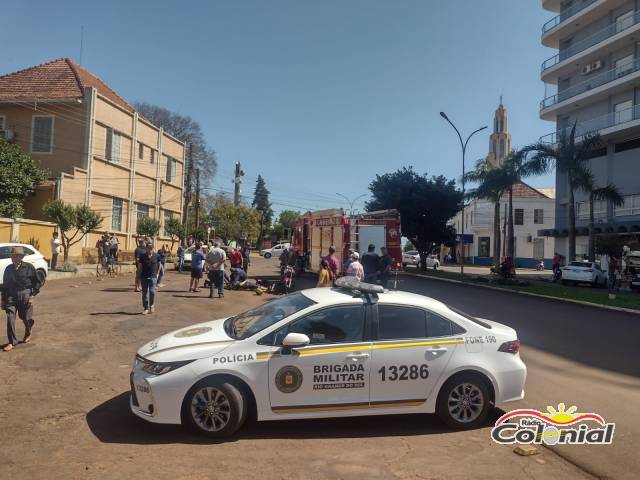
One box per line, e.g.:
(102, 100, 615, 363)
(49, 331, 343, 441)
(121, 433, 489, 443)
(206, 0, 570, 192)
(141, 359, 194, 376)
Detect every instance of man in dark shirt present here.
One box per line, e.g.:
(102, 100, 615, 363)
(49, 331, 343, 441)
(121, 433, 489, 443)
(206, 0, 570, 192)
(379, 246, 395, 289)
(361, 244, 380, 284)
(133, 238, 146, 292)
(138, 243, 160, 315)
(2, 246, 42, 351)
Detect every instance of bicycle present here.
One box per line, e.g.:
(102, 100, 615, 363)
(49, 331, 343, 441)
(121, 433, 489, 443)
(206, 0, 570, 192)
(96, 254, 121, 279)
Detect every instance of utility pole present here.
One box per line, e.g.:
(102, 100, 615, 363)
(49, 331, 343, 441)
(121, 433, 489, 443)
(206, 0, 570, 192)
(183, 144, 193, 225)
(233, 161, 244, 206)
(195, 168, 201, 230)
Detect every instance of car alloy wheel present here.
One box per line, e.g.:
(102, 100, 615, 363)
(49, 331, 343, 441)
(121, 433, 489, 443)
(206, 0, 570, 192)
(447, 383, 484, 424)
(264, 253, 271, 259)
(191, 386, 231, 432)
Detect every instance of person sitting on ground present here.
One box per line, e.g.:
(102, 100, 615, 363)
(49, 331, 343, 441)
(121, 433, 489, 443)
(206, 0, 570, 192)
(346, 252, 365, 281)
(317, 259, 334, 287)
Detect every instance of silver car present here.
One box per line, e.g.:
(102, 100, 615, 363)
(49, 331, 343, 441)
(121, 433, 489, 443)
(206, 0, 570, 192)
(402, 250, 439, 269)
(560, 261, 608, 287)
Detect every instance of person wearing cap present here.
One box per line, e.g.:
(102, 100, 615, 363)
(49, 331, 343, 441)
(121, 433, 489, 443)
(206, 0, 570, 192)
(1, 246, 42, 351)
(206, 241, 226, 298)
(346, 252, 365, 281)
(139, 243, 160, 315)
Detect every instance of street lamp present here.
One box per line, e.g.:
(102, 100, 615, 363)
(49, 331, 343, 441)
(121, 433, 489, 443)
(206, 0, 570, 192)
(440, 111, 487, 278)
(336, 193, 367, 217)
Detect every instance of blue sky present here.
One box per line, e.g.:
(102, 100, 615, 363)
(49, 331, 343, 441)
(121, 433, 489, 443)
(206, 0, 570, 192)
(3, 0, 556, 216)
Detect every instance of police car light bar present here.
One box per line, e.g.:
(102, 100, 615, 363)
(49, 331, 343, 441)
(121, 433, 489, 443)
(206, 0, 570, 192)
(335, 276, 385, 294)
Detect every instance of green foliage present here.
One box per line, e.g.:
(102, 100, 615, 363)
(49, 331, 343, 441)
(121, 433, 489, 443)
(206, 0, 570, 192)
(252, 175, 273, 225)
(0, 139, 48, 218)
(190, 226, 208, 242)
(210, 204, 261, 243)
(271, 210, 302, 241)
(136, 216, 161, 237)
(26, 236, 41, 251)
(403, 239, 416, 252)
(58, 261, 78, 273)
(164, 217, 185, 240)
(366, 167, 462, 264)
(43, 200, 102, 261)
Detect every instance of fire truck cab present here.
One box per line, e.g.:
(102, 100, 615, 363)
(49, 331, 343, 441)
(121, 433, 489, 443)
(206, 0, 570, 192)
(291, 209, 402, 274)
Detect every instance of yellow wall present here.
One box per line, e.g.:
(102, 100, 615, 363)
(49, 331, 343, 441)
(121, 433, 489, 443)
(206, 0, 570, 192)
(133, 173, 156, 205)
(0, 220, 11, 242)
(162, 135, 184, 160)
(137, 121, 159, 148)
(92, 159, 131, 198)
(94, 96, 132, 134)
(24, 183, 56, 221)
(61, 168, 88, 206)
(19, 223, 56, 258)
(160, 183, 182, 213)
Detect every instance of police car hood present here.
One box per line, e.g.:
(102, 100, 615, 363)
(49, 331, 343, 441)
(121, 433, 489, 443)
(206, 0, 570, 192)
(137, 317, 234, 362)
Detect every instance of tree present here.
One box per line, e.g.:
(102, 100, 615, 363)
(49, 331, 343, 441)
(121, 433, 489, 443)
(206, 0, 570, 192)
(464, 158, 511, 267)
(271, 210, 302, 241)
(164, 217, 186, 251)
(43, 200, 102, 262)
(136, 216, 161, 238)
(579, 172, 624, 262)
(210, 204, 261, 244)
(366, 167, 462, 270)
(403, 239, 416, 252)
(0, 139, 47, 218)
(133, 102, 218, 186)
(526, 124, 603, 262)
(252, 175, 273, 249)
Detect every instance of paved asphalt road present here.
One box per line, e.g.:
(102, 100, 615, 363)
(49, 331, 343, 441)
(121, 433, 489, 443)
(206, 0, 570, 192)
(394, 272, 640, 480)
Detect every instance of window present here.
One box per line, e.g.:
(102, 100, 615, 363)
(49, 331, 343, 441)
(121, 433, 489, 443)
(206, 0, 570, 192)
(112, 198, 123, 231)
(163, 210, 173, 236)
(534, 209, 544, 224)
(0, 116, 5, 130)
(615, 10, 634, 33)
(615, 194, 640, 216)
(499, 138, 505, 158)
(378, 305, 426, 340)
(150, 149, 155, 164)
(0, 246, 10, 259)
(515, 208, 524, 225)
(22, 247, 35, 256)
(577, 200, 606, 220)
(136, 203, 150, 232)
(31, 116, 53, 153)
(615, 54, 634, 78)
(614, 100, 633, 125)
(478, 237, 490, 257)
(280, 306, 365, 344)
(138, 142, 144, 160)
(427, 312, 464, 337)
(165, 156, 176, 183)
(105, 127, 121, 162)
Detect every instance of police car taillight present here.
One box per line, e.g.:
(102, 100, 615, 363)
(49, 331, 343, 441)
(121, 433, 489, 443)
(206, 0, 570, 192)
(498, 340, 520, 354)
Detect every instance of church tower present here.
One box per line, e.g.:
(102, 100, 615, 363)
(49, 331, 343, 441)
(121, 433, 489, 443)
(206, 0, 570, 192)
(487, 96, 511, 167)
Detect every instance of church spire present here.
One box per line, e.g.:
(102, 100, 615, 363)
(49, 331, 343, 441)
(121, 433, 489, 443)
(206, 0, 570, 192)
(487, 97, 511, 167)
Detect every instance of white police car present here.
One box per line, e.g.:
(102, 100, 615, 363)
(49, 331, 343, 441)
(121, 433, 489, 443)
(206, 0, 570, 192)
(130, 277, 526, 437)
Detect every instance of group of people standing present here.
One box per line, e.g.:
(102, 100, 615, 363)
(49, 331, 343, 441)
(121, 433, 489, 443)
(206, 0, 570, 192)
(317, 244, 395, 289)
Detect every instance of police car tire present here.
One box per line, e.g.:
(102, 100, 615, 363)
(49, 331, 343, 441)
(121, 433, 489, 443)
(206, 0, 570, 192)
(264, 252, 272, 259)
(436, 373, 491, 430)
(182, 379, 246, 438)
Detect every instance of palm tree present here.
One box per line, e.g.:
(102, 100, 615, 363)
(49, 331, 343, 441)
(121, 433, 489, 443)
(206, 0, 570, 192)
(525, 123, 603, 262)
(579, 172, 624, 261)
(464, 159, 510, 267)
(501, 148, 548, 259)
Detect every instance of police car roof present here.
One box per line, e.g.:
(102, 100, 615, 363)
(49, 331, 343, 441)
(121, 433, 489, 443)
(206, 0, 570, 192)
(300, 287, 449, 311)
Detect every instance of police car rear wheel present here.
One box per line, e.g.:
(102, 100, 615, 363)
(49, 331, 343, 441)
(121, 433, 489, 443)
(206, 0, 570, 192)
(436, 373, 490, 430)
(183, 380, 246, 437)
(264, 252, 272, 259)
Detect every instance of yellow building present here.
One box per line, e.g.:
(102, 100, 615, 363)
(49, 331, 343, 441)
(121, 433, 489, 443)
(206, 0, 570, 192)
(0, 58, 184, 259)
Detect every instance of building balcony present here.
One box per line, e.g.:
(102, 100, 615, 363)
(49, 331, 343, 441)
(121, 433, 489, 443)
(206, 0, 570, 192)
(542, 0, 561, 13)
(540, 102, 640, 143)
(542, 0, 605, 45)
(541, 10, 640, 82)
(540, 57, 640, 119)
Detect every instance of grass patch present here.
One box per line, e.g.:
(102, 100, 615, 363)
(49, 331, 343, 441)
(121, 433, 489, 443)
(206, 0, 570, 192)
(406, 268, 640, 311)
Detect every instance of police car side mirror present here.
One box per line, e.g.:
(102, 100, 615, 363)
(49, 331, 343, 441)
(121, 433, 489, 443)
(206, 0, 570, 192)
(281, 333, 310, 354)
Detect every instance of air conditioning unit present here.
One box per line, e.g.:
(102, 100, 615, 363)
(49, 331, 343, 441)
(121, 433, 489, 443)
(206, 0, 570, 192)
(591, 60, 603, 72)
(0, 129, 15, 141)
(582, 64, 592, 74)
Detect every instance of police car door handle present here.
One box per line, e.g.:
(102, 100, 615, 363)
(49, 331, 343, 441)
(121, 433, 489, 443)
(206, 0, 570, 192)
(427, 346, 448, 353)
(347, 353, 369, 360)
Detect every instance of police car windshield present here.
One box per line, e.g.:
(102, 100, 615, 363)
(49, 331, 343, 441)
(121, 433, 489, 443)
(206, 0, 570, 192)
(226, 293, 315, 340)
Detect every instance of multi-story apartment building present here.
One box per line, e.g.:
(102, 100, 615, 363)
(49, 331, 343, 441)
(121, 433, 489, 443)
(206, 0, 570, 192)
(0, 58, 185, 260)
(540, 0, 640, 259)
(450, 100, 556, 267)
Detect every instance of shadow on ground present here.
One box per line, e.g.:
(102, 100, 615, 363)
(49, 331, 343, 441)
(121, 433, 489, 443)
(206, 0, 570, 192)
(86, 392, 502, 445)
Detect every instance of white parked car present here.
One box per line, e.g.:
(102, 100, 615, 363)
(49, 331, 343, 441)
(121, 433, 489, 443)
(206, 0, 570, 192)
(0, 243, 48, 286)
(402, 251, 439, 269)
(561, 261, 608, 287)
(261, 243, 290, 259)
(130, 277, 526, 437)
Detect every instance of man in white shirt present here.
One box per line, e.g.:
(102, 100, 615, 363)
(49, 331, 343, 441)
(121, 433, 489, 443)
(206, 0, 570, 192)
(50, 232, 62, 271)
(206, 241, 227, 299)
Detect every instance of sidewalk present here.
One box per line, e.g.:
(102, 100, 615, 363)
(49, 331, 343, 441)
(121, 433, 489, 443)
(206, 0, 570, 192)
(47, 262, 137, 281)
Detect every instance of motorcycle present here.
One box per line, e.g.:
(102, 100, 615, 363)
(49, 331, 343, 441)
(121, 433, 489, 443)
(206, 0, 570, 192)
(536, 260, 545, 271)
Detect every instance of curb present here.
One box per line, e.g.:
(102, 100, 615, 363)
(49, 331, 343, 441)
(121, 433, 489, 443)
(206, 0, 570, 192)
(401, 271, 640, 316)
(48, 264, 137, 282)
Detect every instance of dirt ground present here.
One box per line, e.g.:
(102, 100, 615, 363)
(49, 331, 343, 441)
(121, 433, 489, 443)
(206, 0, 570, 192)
(0, 257, 593, 480)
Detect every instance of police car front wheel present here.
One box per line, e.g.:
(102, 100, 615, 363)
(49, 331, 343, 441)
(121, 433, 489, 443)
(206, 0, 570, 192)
(436, 373, 491, 430)
(182, 380, 246, 437)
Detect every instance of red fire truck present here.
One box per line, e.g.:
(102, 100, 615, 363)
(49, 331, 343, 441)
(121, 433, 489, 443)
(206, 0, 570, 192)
(291, 208, 402, 274)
